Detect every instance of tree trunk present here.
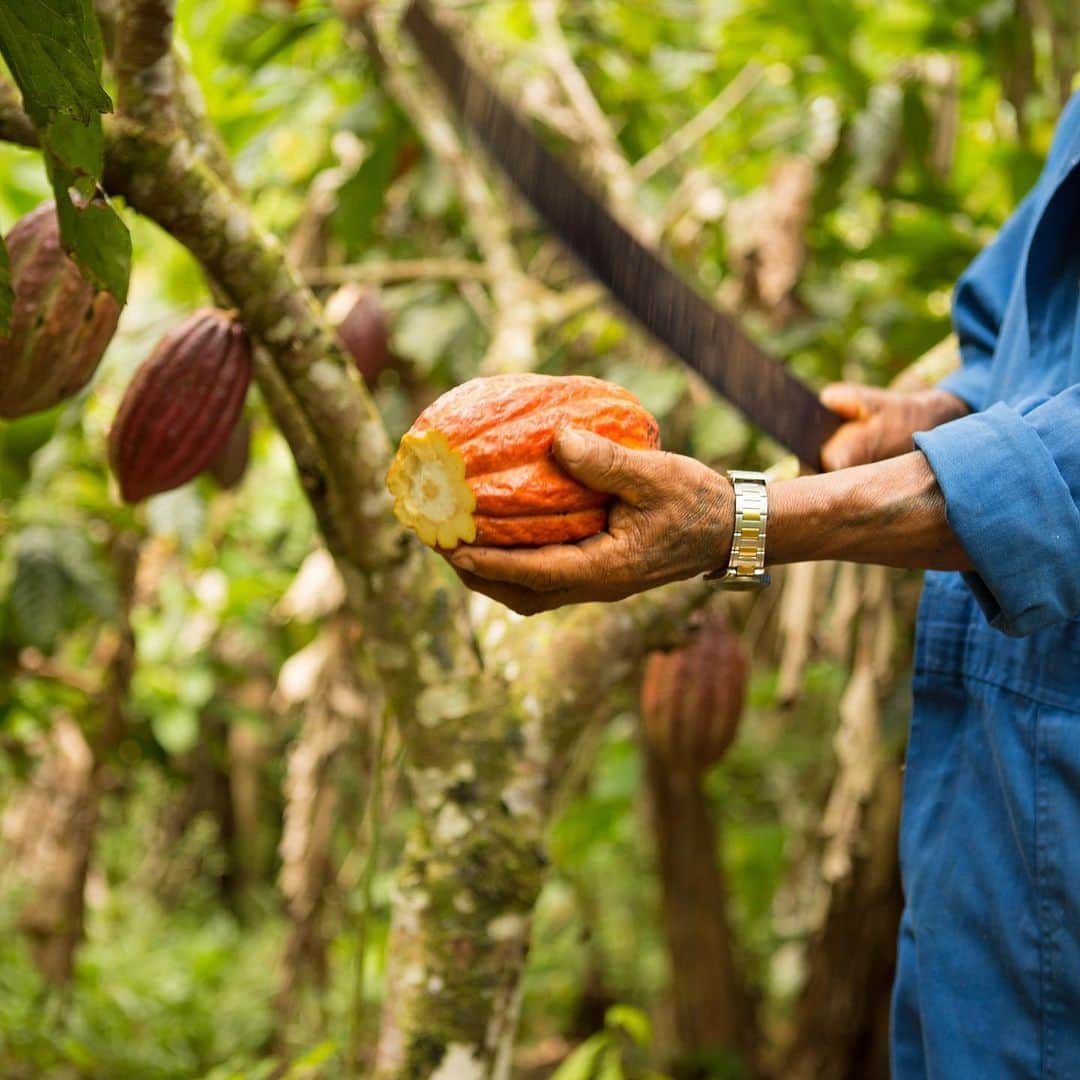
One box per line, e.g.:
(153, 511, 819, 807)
(276, 702, 351, 1026)
(1, 716, 98, 984)
(644, 748, 758, 1076)
(0, 533, 139, 984)
(782, 756, 904, 1080)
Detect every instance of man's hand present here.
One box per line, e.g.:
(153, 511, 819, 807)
(448, 428, 732, 616)
(820, 384, 970, 470)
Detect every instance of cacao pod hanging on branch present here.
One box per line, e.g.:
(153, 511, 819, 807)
(108, 309, 253, 502)
(0, 202, 122, 419)
(386, 373, 660, 548)
(640, 608, 748, 776)
(325, 284, 394, 387)
(206, 412, 252, 490)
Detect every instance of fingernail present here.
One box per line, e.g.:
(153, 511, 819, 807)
(453, 553, 475, 571)
(558, 428, 588, 460)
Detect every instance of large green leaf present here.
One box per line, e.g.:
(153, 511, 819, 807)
(0, 0, 131, 302)
(0, 229, 10, 336)
(9, 530, 67, 650)
(0, 0, 110, 126)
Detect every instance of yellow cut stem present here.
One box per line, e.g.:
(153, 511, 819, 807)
(386, 429, 477, 548)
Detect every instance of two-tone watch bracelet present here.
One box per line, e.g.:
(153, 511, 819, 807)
(705, 469, 771, 590)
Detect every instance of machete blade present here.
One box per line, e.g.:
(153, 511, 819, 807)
(403, 0, 842, 467)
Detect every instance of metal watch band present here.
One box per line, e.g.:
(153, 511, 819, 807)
(706, 470, 771, 589)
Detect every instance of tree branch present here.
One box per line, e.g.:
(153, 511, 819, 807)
(0, 79, 37, 148)
(114, 0, 178, 129)
(531, 0, 637, 216)
(362, 7, 538, 374)
(304, 257, 494, 287)
(631, 64, 763, 184)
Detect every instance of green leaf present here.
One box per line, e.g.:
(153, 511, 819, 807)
(48, 170, 132, 302)
(605, 1004, 652, 1048)
(8, 529, 67, 650)
(332, 95, 408, 258)
(550, 1035, 609, 1080)
(151, 705, 200, 756)
(221, 9, 327, 71)
(51, 527, 116, 620)
(596, 1047, 624, 1080)
(333, 140, 401, 257)
(0, 0, 111, 127)
(0, 1, 130, 302)
(0, 230, 11, 336)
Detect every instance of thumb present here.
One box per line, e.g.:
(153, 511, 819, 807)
(553, 428, 658, 504)
(820, 382, 884, 421)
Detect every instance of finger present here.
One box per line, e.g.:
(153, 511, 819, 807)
(552, 429, 662, 506)
(453, 569, 552, 615)
(451, 537, 605, 592)
(821, 422, 874, 471)
(820, 383, 887, 420)
(454, 568, 600, 615)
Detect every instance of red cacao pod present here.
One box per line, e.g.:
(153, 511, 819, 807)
(108, 309, 253, 502)
(387, 373, 660, 548)
(325, 284, 393, 386)
(0, 202, 121, 419)
(640, 609, 747, 775)
(206, 412, 252, 490)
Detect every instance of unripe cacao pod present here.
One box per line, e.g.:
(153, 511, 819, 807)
(206, 412, 251, 490)
(0, 202, 122, 419)
(108, 309, 253, 502)
(640, 609, 747, 775)
(387, 373, 660, 548)
(325, 284, 393, 386)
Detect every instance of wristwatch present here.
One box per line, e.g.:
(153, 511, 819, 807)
(706, 470, 771, 590)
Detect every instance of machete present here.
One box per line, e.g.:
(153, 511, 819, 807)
(403, 0, 843, 468)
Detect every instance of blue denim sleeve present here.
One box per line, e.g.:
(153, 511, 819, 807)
(943, 92, 1080, 410)
(914, 386, 1080, 636)
(940, 189, 1041, 411)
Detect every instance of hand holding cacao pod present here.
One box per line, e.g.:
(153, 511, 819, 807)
(0, 202, 122, 419)
(640, 609, 748, 775)
(108, 309, 253, 502)
(386, 373, 660, 549)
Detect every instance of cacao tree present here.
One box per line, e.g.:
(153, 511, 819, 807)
(0, 2, 1070, 1078)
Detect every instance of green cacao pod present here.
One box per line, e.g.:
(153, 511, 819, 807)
(640, 609, 747, 775)
(206, 412, 251, 490)
(0, 202, 122, 419)
(325, 284, 393, 386)
(108, 309, 253, 502)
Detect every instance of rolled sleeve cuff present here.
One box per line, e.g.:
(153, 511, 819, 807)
(938, 359, 991, 412)
(915, 403, 1080, 636)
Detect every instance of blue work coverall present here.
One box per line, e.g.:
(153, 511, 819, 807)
(891, 94, 1080, 1076)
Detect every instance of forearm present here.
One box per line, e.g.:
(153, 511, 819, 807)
(765, 451, 972, 571)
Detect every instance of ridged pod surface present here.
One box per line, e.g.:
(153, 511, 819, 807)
(108, 309, 252, 502)
(640, 610, 747, 775)
(206, 412, 252, 490)
(0, 202, 122, 419)
(325, 284, 393, 386)
(387, 374, 659, 548)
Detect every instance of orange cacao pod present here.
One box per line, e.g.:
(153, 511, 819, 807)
(0, 202, 121, 419)
(325, 284, 393, 386)
(206, 412, 252, 490)
(108, 309, 253, 502)
(387, 373, 660, 548)
(640, 610, 748, 775)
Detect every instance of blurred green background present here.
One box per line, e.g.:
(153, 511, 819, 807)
(0, 0, 1074, 1076)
